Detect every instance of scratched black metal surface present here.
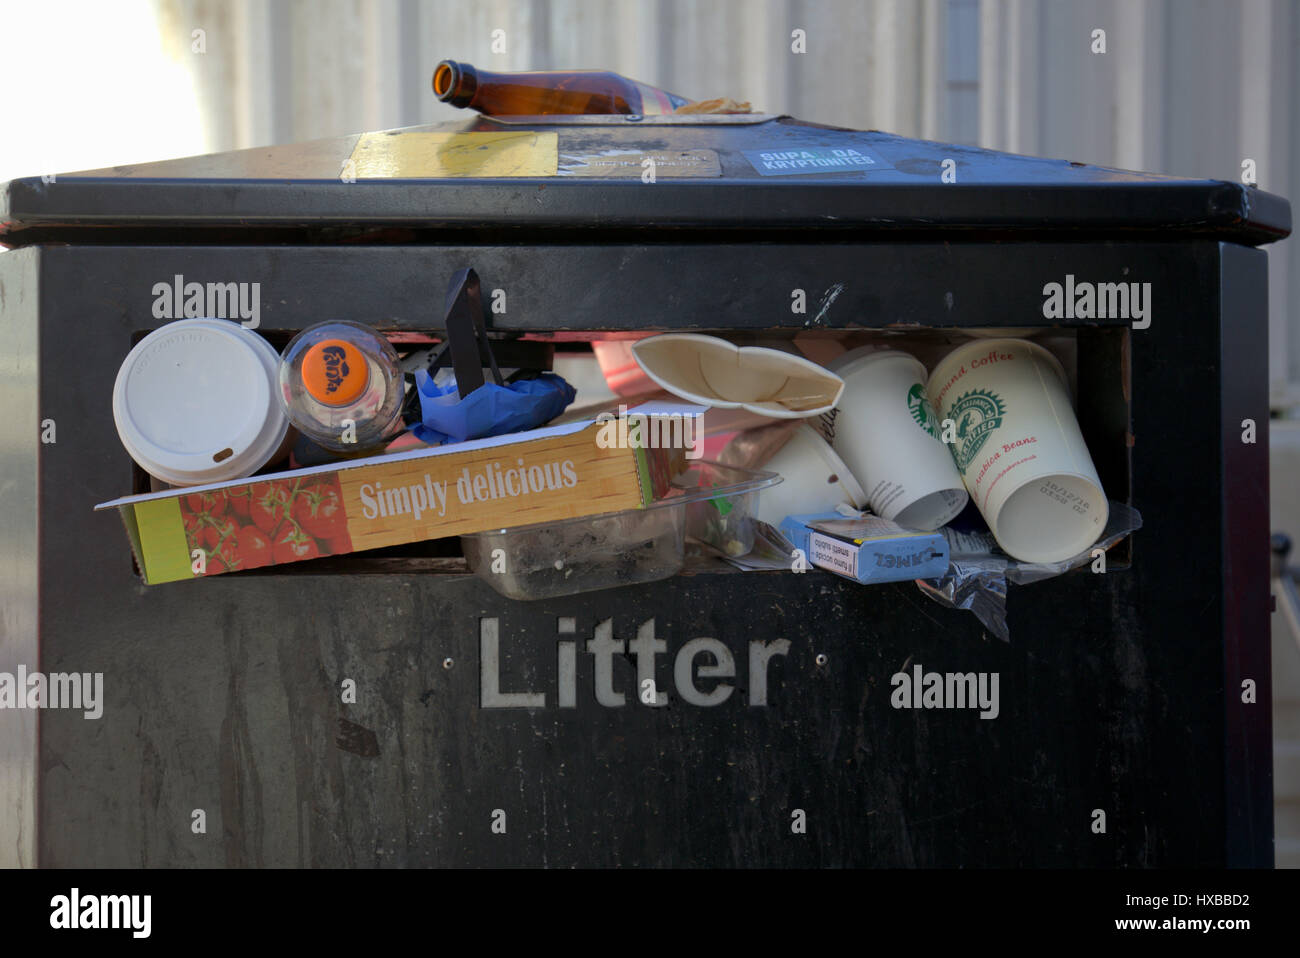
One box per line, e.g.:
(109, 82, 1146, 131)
(9, 241, 1226, 335)
(39, 564, 1146, 868)
(1, 115, 1290, 244)
(9, 239, 1269, 866)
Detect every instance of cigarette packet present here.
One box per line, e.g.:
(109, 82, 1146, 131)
(778, 512, 949, 584)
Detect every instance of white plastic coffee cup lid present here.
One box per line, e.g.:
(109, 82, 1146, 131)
(113, 318, 289, 485)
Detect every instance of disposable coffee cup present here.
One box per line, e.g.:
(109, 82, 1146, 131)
(927, 338, 1108, 563)
(113, 318, 291, 486)
(819, 347, 968, 531)
(754, 425, 867, 527)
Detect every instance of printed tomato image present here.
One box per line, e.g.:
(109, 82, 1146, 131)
(272, 522, 321, 564)
(249, 480, 294, 537)
(226, 486, 253, 519)
(178, 473, 348, 576)
(231, 525, 274, 570)
(292, 481, 350, 548)
(206, 537, 241, 574)
(182, 510, 204, 548)
(184, 491, 226, 518)
(199, 513, 239, 552)
(180, 503, 234, 575)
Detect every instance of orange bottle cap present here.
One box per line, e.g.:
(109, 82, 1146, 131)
(302, 340, 367, 405)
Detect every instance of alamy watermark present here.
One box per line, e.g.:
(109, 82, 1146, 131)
(50, 889, 150, 938)
(152, 273, 260, 328)
(0, 666, 103, 719)
(594, 404, 703, 459)
(890, 663, 999, 719)
(1041, 273, 1151, 329)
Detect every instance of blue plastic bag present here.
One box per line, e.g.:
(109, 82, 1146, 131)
(409, 370, 577, 446)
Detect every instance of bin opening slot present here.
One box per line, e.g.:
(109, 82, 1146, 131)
(120, 327, 1132, 578)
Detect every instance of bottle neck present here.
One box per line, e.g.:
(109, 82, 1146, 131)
(433, 60, 479, 108)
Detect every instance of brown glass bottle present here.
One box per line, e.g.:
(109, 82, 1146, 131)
(432, 60, 692, 116)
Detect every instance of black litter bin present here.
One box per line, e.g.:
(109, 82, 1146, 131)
(0, 111, 1290, 867)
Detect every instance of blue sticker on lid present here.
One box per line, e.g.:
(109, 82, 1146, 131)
(742, 146, 892, 176)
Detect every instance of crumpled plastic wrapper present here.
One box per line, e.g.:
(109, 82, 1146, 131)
(915, 501, 1143, 642)
(409, 369, 575, 446)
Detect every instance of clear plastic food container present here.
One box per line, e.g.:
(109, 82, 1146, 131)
(461, 461, 779, 600)
(684, 478, 767, 557)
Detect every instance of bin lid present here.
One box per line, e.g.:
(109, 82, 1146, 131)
(1, 114, 1290, 246)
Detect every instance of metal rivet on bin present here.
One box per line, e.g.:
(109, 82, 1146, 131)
(815, 653, 828, 667)
(442, 657, 454, 670)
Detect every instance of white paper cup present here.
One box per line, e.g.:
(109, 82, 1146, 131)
(927, 338, 1108, 563)
(113, 318, 290, 486)
(754, 425, 867, 527)
(631, 333, 844, 418)
(819, 348, 968, 531)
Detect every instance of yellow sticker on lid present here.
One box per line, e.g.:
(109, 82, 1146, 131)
(347, 131, 559, 178)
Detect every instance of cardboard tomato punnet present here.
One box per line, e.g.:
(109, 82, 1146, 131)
(96, 403, 697, 584)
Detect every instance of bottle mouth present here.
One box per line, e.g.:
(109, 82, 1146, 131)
(433, 60, 476, 107)
(432, 62, 455, 97)
(302, 339, 368, 406)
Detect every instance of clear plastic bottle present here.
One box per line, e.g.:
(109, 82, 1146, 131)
(278, 321, 406, 453)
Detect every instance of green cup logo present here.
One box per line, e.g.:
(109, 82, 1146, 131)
(907, 383, 940, 439)
(949, 389, 1007, 470)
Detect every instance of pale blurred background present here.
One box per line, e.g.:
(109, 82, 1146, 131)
(3, 0, 1298, 864)
(4, 0, 1297, 394)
